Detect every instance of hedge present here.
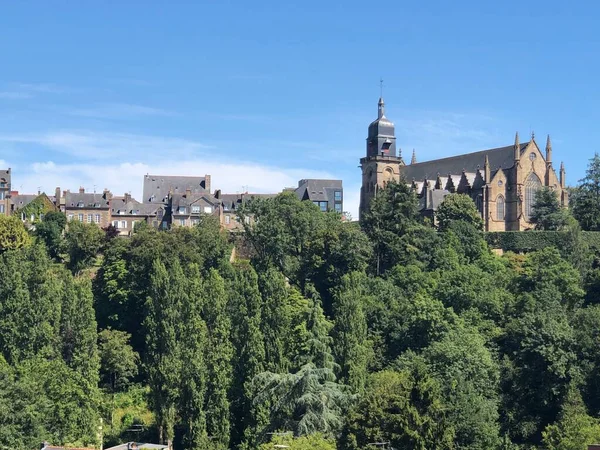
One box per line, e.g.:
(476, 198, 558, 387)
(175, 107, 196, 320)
(485, 231, 600, 252)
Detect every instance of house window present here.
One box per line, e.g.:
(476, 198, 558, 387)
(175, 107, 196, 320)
(78, 213, 84, 222)
(87, 214, 93, 223)
(112, 220, 120, 228)
(0, 205, 4, 214)
(314, 201, 328, 211)
(95, 214, 101, 223)
(334, 191, 342, 201)
(191, 205, 201, 214)
(77, 202, 84, 207)
(496, 195, 505, 221)
(192, 218, 199, 225)
(225, 215, 230, 225)
(334, 203, 342, 212)
(179, 218, 186, 226)
(121, 221, 127, 229)
(0, 192, 4, 200)
(525, 173, 542, 220)
(178, 206, 186, 214)
(68, 214, 74, 221)
(204, 206, 212, 213)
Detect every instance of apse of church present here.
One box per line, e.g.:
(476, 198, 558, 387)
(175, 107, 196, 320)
(358, 98, 568, 231)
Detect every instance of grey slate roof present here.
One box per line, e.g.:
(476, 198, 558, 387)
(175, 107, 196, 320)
(171, 192, 219, 210)
(295, 179, 342, 202)
(218, 193, 278, 212)
(401, 142, 529, 182)
(105, 443, 168, 450)
(11, 194, 38, 209)
(143, 175, 208, 204)
(111, 196, 159, 216)
(64, 191, 110, 209)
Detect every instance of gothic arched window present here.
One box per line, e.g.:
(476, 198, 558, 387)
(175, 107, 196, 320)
(496, 195, 505, 221)
(525, 173, 542, 220)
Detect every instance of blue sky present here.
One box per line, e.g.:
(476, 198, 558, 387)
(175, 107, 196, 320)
(0, 1, 598, 218)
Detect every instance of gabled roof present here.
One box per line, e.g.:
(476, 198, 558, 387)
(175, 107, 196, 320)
(143, 175, 208, 204)
(64, 191, 110, 209)
(111, 196, 159, 216)
(104, 443, 168, 450)
(218, 193, 278, 211)
(401, 142, 530, 181)
(295, 179, 342, 202)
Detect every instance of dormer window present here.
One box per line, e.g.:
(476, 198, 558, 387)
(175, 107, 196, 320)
(77, 202, 84, 208)
(178, 206, 186, 214)
(191, 205, 201, 214)
(94, 203, 100, 208)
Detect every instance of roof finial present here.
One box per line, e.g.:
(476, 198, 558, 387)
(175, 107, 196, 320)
(546, 134, 552, 164)
(531, 130, 535, 140)
(380, 77, 384, 98)
(514, 131, 519, 147)
(411, 149, 417, 165)
(514, 131, 520, 162)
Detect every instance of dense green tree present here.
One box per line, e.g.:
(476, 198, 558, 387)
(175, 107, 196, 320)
(436, 193, 484, 232)
(571, 153, 600, 231)
(259, 433, 336, 450)
(531, 187, 569, 230)
(64, 220, 104, 273)
(203, 269, 234, 449)
(572, 305, 600, 416)
(145, 258, 184, 444)
(0, 215, 31, 252)
(500, 305, 578, 444)
(228, 262, 267, 449)
(35, 211, 67, 259)
(98, 329, 138, 392)
(543, 386, 600, 450)
(332, 272, 370, 393)
(179, 264, 209, 450)
(340, 368, 454, 450)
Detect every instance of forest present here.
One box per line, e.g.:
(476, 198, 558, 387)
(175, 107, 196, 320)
(3, 155, 600, 450)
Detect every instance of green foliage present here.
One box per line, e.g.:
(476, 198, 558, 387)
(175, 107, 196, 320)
(99, 329, 138, 392)
(486, 230, 600, 253)
(340, 368, 455, 450)
(436, 193, 484, 232)
(531, 187, 569, 231)
(543, 386, 600, 450)
(64, 220, 104, 273)
(35, 211, 67, 259)
(572, 153, 600, 231)
(0, 215, 31, 252)
(259, 433, 336, 450)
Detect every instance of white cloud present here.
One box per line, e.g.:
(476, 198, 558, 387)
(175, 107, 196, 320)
(12, 82, 68, 94)
(0, 130, 211, 161)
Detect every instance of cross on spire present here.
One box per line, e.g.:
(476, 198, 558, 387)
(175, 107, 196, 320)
(380, 78, 384, 98)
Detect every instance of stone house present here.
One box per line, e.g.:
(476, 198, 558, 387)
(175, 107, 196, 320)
(110, 193, 161, 236)
(61, 187, 112, 228)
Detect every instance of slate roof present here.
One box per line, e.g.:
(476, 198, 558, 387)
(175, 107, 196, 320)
(111, 196, 159, 216)
(104, 443, 168, 450)
(401, 142, 529, 181)
(295, 179, 342, 202)
(170, 192, 219, 211)
(218, 193, 278, 212)
(143, 175, 208, 204)
(11, 194, 38, 209)
(64, 191, 110, 209)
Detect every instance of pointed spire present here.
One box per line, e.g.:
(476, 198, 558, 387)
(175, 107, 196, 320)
(531, 130, 535, 141)
(546, 134, 552, 164)
(560, 161, 566, 188)
(411, 149, 417, 165)
(378, 97, 385, 119)
(514, 131, 520, 162)
(484, 154, 491, 182)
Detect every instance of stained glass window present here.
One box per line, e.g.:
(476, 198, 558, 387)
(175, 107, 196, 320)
(496, 195, 505, 221)
(525, 173, 542, 219)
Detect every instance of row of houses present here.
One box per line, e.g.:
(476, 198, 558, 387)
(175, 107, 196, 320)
(0, 169, 344, 235)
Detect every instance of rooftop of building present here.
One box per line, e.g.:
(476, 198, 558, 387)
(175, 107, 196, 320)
(142, 174, 209, 204)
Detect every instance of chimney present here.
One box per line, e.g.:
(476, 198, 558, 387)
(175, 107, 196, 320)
(214, 189, 221, 199)
(124, 192, 131, 203)
(204, 174, 211, 192)
(185, 188, 192, 197)
(79, 186, 85, 194)
(103, 188, 113, 200)
(55, 187, 61, 201)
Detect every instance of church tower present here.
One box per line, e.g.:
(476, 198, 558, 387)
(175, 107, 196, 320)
(359, 97, 404, 219)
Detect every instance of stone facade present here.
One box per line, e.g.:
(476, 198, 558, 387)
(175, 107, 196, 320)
(359, 98, 568, 231)
(61, 187, 112, 228)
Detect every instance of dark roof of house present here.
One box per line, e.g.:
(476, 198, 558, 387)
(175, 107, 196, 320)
(143, 175, 208, 204)
(295, 179, 342, 202)
(11, 194, 38, 209)
(219, 193, 278, 211)
(400, 142, 529, 181)
(105, 443, 169, 450)
(111, 196, 159, 216)
(171, 192, 219, 209)
(64, 191, 110, 209)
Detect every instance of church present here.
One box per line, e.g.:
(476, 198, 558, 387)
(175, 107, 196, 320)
(359, 97, 568, 231)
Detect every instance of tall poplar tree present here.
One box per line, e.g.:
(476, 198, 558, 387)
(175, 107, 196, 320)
(204, 269, 233, 449)
(228, 262, 267, 449)
(332, 272, 370, 393)
(179, 264, 209, 449)
(145, 258, 184, 444)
